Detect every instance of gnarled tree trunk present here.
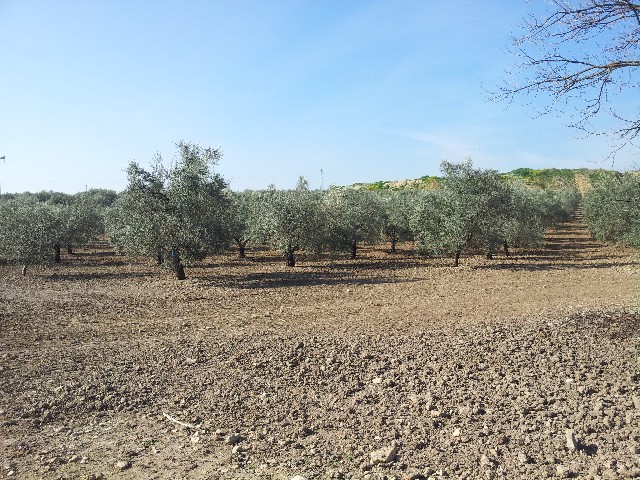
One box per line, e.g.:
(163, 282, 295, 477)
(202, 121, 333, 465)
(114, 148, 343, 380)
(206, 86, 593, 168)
(286, 248, 296, 267)
(176, 264, 186, 280)
(387, 228, 398, 253)
(454, 249, 461, 267)
(171, 248, 186, 280)
(54, 243, 61, 264)
(235, 238, 247, 258)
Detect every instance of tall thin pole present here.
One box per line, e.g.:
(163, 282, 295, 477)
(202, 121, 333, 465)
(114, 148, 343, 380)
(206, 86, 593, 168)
(0, 156, 5, 195)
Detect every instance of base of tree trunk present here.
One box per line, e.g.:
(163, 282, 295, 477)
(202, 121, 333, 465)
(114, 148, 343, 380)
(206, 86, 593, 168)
(239, 245, 246, 258)
(503, 241, 510, 257)
(21, 265, 27, 276)
(486, 251, 493, 260)
(286, 251, 295, 267)
(54, 244, 61, 264)
(350, 241, 357, 259)
(454, 249, 461, 267)
(176, 265, 186, 280)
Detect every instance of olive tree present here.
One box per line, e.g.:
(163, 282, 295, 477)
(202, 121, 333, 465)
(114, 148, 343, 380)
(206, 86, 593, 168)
(324, 188, 384, 258)
(106, 161, 169, 263)
(72, 188, 118, 243)
(411, 167, 578, 264)
(409, 189, 444, 257)
(74, 189, 118, 210)
(55, 197, 103, 257)
(500, 183, 547, 255)
(428, 160, 513, 266)
(379, 190, 415, 253)
(584, 172, 640, 247)
(106, 141, 229, 279)
(253, 178, 326, 267)
(0, 191, 103, 269)
(0, 199, 61, 275)
(226, 190, 261, 258)
(537, 186, 582, 227)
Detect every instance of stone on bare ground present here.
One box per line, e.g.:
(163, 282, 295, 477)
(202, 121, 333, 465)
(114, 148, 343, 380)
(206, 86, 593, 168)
(565, 429, 579, 451)
(232, 444, 246, 454)
(402, 471, 428, 480)
(370, 445, 398, 465)
(480, 454, 494, 467)
(114, 460, 130, 471)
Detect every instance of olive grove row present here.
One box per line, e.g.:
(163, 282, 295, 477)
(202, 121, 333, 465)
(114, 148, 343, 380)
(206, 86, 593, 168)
(583, 172, 640, 249)
(5, 141, 636, 279)
(0, 189, 115, 275)
(103, 143, 581, 278)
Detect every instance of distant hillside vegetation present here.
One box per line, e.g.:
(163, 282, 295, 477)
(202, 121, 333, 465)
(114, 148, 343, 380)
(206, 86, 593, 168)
(501, 168, 621, 193)
(352, 175, 440, 191)
(352, 168, 623, 194)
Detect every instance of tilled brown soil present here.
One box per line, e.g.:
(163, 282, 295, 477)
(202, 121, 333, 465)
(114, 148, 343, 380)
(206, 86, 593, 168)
(0, 213, 638, 479)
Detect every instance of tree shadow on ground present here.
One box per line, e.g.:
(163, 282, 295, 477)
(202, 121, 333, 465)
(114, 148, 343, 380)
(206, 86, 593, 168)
(313, 258, 432, 271)
(477, 214, 638, 271)
(473, 260, 637, 272)
(198, 270, 425, 289)
(41, 271, 155, 281)
(75, 250, 119, 258)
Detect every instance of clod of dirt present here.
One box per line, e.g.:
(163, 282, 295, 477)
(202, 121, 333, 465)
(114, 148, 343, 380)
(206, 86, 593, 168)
(225, 433, 243, 445)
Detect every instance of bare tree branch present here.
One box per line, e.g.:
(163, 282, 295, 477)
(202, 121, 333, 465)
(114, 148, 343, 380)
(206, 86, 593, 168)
(495, 0, 640, 159)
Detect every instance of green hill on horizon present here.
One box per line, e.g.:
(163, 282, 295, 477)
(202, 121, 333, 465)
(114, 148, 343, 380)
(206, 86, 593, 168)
(351, 167, 626, 193)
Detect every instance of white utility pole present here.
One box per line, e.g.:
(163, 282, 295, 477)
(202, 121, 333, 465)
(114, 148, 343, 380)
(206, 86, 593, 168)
(0, 156, 5, 195)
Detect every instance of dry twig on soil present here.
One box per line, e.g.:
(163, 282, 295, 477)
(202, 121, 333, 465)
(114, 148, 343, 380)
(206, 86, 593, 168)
(162, 412, 196, 430)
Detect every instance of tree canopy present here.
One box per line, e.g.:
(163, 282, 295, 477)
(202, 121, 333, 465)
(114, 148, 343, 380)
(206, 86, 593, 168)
(252, 178, 326, 267)
(106, 141, 228, 279)
(584, 172, 640, 246)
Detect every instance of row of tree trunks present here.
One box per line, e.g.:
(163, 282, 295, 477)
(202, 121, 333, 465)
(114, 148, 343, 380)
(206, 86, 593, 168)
(49, 237, 517, 275)
(460, 240, 512, 266)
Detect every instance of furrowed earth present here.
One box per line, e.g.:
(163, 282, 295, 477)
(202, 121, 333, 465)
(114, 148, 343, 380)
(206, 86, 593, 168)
(1, 213, 638, 479)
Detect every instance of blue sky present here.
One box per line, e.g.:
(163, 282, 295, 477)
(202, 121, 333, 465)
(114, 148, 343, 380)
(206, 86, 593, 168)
(0, 0, 635, 193)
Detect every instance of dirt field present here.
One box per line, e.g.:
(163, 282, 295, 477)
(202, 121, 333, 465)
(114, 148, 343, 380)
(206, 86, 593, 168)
(1, 212, 638, 479)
